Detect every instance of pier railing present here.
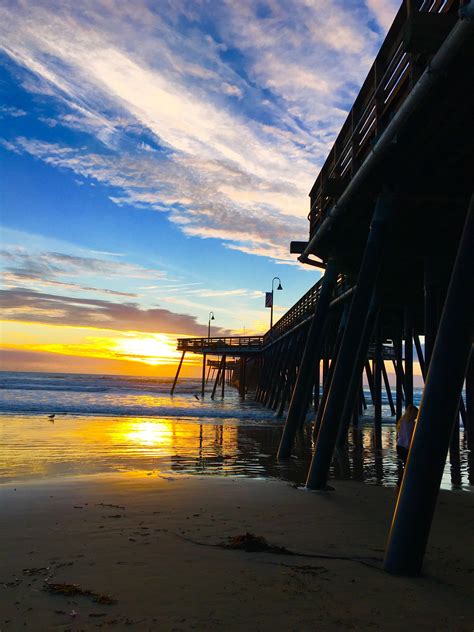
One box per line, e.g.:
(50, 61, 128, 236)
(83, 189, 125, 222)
(308, 0, 459, 238)
(263, 275, 350, 344)
(177, 277, 349, 354)
(177, 274, 401, 357)
(177, 336, 264, 353)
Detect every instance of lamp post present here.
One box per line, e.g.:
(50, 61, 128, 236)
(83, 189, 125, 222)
(270, 277, 283, 329)
(208, 311, 215, 340)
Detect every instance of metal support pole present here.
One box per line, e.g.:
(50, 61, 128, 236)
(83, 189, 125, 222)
(278, 260, 338, 459)
(384, 195, 474, 576)
(170, 351, 185, 395)
(306, 196, 394, 489)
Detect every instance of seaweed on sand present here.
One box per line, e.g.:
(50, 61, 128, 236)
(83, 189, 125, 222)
(220, 532, 292, 555)
(44, 581, 117, 604)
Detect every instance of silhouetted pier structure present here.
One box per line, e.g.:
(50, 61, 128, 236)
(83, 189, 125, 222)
(174, 0, 474, 576)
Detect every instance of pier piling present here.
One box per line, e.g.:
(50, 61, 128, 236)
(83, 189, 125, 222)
(384, 195, 474, 575)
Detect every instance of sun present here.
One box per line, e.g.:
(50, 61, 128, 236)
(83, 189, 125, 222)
(114, 334, 178, 366)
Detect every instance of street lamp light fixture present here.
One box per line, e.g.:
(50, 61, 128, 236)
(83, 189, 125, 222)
(270, 277, 283, 329)
(208, 311, 215, 340)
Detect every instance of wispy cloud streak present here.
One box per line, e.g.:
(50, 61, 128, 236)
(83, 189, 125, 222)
(0, 1, 397, 262)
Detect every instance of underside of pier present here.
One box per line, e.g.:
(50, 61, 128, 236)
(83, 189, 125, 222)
(175, 0, 474, 577)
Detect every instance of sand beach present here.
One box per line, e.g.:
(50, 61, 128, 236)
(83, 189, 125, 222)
(1, 473, 473, 631)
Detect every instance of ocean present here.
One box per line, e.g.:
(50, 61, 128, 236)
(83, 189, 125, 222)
(0, 371, 471, 490)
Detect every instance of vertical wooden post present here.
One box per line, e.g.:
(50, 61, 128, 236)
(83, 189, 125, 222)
(365, 360, 376, 404)
(336, 298, 379, 448)
(381, 361, 395, 416)
(322, 356, 329, 392)
(170, 351, 185, 395)
(278, 261, 338, 458)
(239, 356, 247, 398)
(211, 355, 225, 400)
(221, 354, 226, 398)
(268, 338, 290, 408)
(413, 333, 426, 380)
(395, 312, 404, 420)
(361, 382, 367, 410)
(352, 397, 359, 428)
(374, 315, 383, 447)
(314, 359, 320, 412)
(271, 338, 294, 410)
(404, 308, 414, 407)
(277, 332, 300, 417)
(313, 305, 349, 440)
(424, 257, 439, 371)
(466, 354, 474, 449)
(201, 353, 206, 398)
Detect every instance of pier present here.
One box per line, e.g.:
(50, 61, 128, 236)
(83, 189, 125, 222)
(174, 0, 474, 576)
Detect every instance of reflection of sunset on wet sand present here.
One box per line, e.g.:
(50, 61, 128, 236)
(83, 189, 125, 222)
(1, 415, 471, 491)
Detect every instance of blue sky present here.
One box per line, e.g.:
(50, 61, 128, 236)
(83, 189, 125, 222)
(0, 0, 400, 373)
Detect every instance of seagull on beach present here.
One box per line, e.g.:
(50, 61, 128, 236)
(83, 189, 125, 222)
(48, 414, 55, 421)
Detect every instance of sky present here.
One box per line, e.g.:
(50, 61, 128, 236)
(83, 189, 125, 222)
(0, 0, 400, 376)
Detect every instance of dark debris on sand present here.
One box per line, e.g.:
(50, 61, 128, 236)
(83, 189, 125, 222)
(220, 532, 293, 555)
(44, 581, 117, 604)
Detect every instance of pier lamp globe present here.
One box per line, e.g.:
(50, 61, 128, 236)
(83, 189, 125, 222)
(208, 312, 215, 340)
(270, 277, 283, 329)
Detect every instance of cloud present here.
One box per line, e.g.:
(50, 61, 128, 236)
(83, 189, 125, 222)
(0, 105, 27, 117)
(365, 0, 401, 33)
(0, 0, 394, 263)
(1, 272, 137, 297)
(187, 288, 264, 298)
(0, 246, 166, 297)
(4, 137, 308, 262)
(0, 288, 230, 336)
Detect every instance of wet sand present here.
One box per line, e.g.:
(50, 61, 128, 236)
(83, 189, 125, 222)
(1, 474, 473, 631)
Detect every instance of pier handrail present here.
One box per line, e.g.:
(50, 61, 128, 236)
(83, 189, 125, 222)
(177, 336, 264, 352)
(308, 0, 459, 239)
(177, 277, 349, 353)
(263, 274, 348, 344)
